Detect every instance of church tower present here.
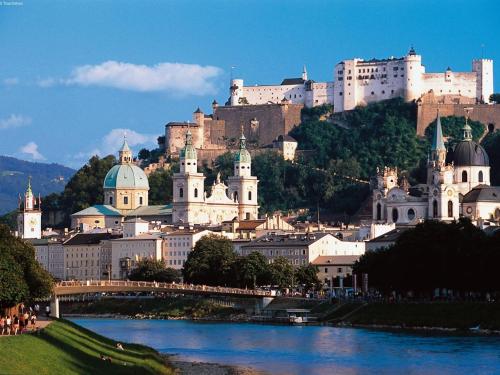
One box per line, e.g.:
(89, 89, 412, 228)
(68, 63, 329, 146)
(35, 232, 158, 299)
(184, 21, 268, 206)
(17, 177, 42, 239)
(228, 131, 259, 220)
(427, 111, 459, 220)
(172, 129, 207, 224)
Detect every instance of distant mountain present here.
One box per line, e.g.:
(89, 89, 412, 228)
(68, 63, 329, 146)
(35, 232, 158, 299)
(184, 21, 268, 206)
(0, 156, 75, 214)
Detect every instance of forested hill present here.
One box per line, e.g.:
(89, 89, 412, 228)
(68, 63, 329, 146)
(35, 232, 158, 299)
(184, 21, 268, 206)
(0, 156, 75, 214)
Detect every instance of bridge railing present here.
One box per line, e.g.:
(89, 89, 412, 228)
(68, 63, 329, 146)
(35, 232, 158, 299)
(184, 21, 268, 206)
(55, 280, 272, 297)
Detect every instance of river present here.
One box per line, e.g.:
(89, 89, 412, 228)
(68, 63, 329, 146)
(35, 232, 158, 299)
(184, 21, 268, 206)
(72, 318, 500, 375)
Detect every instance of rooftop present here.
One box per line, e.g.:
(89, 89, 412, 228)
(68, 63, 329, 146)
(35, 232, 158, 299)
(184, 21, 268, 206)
(71, 205, 123, 217)
(126, 204, 172, 217)
(280, 78, 305, 85)
(241, 232, 331, 248)
(368, 227, 413, 243)
(462, 185, 500, 203)
(311, 255, 360, 266)
(64, 232, 121, 246)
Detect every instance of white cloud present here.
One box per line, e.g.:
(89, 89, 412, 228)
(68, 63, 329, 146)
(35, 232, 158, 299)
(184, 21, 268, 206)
(0, 114, 32, 129)
(61, 61, 222, 95)
(37, 77, 58, 88)
(3, 77, 19, 86)
(20, 141, 45, 160)
(71, 128, 158, 168)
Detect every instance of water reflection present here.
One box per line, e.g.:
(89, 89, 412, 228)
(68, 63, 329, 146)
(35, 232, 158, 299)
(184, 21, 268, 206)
(72, 319, 500, 375)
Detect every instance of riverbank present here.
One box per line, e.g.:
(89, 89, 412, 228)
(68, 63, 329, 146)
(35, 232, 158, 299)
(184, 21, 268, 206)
(0, 319, 175, 374)
(325, 301, 500, 333)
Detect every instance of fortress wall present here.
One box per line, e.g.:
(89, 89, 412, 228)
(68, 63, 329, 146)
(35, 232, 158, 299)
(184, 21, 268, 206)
(214, 103, 303, 146)
(421, 72, 477, 99)
(165, 124, 203, 154)
(417, 103, 500, 135)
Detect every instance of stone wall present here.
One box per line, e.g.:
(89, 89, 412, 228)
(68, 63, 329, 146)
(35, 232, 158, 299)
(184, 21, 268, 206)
(417, 102, 500, 135)
(213, 103, 303, 146)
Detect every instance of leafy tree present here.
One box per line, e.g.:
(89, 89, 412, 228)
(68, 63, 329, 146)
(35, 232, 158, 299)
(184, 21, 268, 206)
(481, 130, 500, 185)
(425, 116, 485, 147)
(183, 235, 237, 286)
(0, 225, 54, 308)
(294, 264, 321, 291)
(489, 93, 500, 103)
(233, 251, 271, 288)
(138, 148, 151, 160)
(148, 169, 174, 205)
(129, 258, 181, 282)
(269, 256, 294, 289)
(353, 219, 500, 296)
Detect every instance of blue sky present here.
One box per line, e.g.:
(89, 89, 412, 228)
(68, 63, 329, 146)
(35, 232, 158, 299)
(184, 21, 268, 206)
(1, 0, 499, 169)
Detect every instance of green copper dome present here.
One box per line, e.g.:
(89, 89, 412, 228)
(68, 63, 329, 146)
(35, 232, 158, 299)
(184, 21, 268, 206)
(234, 133, 251, 163)
(180, 130, 197, 160)
(103, 164, 149, 190)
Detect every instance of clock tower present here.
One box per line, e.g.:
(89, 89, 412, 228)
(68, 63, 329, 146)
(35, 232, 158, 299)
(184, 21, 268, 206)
(17, 177, 42, 239)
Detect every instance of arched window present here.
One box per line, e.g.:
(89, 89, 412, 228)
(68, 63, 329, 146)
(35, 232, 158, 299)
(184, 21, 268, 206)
(479, 170, 484, 183)
(233, 191, 238, 202)
(139, 196, 143, 205)
(194, 188, 198, 198)
(376, 203, 382, 221)
(448, 200, 453, 217)
(433, 200, 438, 218)
(248, 191, 252, 200)
(109, 196, 113, 205)
(179, 188, 184, 198)
(392, 208, 398, 223)
(462, 170, 468, 182)
(407, 208, 415, 221)
(123, 196, 128, 205)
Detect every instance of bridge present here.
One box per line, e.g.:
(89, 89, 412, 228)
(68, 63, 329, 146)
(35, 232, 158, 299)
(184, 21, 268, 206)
(50, 280, 274, 318)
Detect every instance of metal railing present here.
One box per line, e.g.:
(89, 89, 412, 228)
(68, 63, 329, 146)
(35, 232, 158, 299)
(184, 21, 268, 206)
(54, 280, 272, 297)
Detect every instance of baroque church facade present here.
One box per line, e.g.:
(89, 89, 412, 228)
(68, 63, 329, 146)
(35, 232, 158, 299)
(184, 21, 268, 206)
(172, 129, 259, 225)
(373, 112, 500, 225)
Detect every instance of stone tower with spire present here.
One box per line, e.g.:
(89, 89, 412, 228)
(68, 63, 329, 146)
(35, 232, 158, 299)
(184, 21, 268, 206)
(172, 129, 207, 224)
(17, 177, 42, 239)
(228, 130, 259, 220)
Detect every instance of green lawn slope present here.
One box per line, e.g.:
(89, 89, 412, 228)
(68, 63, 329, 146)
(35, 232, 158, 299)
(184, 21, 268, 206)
(0, 319, 174, 375)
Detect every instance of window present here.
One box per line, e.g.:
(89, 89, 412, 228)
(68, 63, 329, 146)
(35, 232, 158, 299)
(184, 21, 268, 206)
(407, 208, 416, 221)
(479, 171, 484, 182)
(233, 191, 238, 202)
(433, 200, 438, 218)
(462, 170, 468, 182)
(194, 188, 198, 198)
(245, 212, 250, 220)
(448, 200, 453, 217)
(123, 196, 128, 205)
(109, 196, 113, 205)
(337, 267, 343, 273)
(179, 188, 184, 198)
(392, 208, 398, 223)
(139, 196, 143, 205)
(376, 203, 382, 221)
(324, 268, 328, 273)
(248, 191, 252, 200)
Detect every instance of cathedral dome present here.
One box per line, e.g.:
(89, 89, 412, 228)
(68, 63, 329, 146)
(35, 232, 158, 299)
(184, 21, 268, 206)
(451, 140, 489, 167)
(103, 164, 149, 190)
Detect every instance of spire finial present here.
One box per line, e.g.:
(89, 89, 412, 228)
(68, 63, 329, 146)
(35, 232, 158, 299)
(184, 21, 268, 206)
(463, 107, 473, 141)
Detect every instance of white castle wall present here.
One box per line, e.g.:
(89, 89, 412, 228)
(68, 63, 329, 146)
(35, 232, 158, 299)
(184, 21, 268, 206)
(231, 52, 494, 113)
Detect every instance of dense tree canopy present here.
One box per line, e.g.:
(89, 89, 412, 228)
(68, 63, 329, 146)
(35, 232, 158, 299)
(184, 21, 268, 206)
(425, 116, 485, 147)
(294, 264, 322, 291)
(354, 219, 500, 295)
(0, 225, 53, 308)
(128, 258, 181, 283)
(148, 169, 174, 205)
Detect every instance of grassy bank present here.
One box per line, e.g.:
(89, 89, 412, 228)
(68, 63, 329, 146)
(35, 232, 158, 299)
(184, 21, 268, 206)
(0, 319, 174, 375)
(331, 302, 500, 331)
(61, 297, 244, 319)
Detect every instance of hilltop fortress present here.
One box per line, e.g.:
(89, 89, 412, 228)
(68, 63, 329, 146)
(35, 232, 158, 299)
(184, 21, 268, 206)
(165, 48, 496, 161)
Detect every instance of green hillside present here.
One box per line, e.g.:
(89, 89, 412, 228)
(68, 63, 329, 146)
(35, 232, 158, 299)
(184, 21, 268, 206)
(0, 156, 75, 214)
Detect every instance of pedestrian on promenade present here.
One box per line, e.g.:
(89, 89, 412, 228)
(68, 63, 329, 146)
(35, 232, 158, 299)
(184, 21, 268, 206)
(45, 305, 50, 317)
(31, 314, 37, 330)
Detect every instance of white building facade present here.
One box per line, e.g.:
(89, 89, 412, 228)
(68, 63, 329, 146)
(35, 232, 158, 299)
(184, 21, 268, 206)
(162, 229, 213, 270)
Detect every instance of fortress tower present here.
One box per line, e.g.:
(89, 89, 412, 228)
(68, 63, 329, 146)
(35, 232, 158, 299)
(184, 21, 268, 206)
(472, 59, 494, 103)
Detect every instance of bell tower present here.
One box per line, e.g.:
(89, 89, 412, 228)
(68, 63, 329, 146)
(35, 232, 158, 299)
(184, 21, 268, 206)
(228, 130, 259, 220)
(17, 177, 42, 239)
(172, 129, 206, 224)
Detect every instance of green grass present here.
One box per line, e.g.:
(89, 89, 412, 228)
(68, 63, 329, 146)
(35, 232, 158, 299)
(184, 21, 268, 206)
(0, 319, 174, 375)
(62, 297, 243, 319)
(342, 302, 500, 330)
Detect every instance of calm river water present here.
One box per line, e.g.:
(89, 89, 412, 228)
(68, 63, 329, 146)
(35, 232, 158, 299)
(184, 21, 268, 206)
(72, 318, 500, 375)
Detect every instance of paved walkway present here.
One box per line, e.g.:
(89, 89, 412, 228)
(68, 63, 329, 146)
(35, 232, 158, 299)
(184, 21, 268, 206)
(0, 318, 53, 337)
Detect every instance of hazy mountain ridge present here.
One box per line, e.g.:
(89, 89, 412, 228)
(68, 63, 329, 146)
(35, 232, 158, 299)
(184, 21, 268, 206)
(0, 156, 75, 214)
